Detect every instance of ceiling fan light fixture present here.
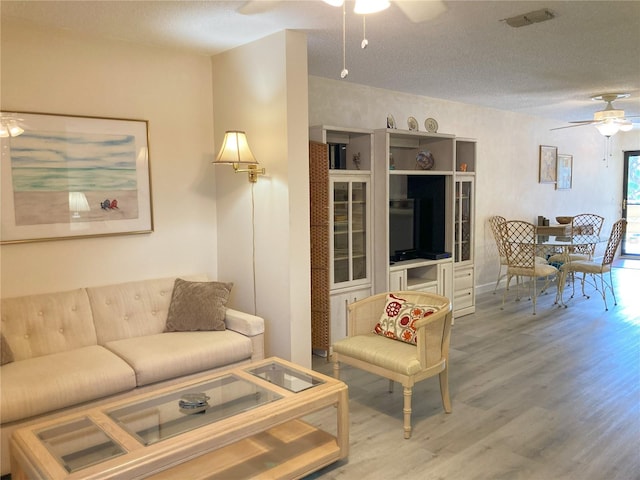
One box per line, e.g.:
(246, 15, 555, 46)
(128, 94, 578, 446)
(594, 109, 624, 122)
(619, 121, 633, 132)
(354, 0, 390, 15)
(595, 120, 620, 137)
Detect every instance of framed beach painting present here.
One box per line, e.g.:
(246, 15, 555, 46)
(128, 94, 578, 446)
(1, 112, 153, 244)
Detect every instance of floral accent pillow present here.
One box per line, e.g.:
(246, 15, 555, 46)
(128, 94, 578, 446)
(373, 293, 437, 345)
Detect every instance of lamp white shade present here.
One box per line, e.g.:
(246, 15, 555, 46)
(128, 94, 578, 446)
(69, 192, 90, 218)
(214, 131, 258, 165)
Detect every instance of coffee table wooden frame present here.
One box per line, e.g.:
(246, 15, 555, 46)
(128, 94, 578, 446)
(10, 357, 349, 479)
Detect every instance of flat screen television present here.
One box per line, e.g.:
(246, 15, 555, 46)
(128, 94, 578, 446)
(389, 175, 447, 262)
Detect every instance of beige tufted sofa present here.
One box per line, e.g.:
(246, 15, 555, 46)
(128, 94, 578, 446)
(0, 275, 264, 475)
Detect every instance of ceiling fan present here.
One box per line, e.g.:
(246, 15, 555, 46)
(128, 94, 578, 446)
(238, 0, 447, 24)
(552, 93, 638, 137)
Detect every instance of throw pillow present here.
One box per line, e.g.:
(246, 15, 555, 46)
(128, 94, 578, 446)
(1, 333, 15, 365)
(373, 293, 437, 345)
(164, 278, 233, 332)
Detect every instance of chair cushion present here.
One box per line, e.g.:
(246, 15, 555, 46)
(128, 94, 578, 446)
(507, 263, 557, 277)
(561, 260, 610, 275)
(333, 334, 423, 376)
(373, 293, 437, 345)
(104, 331, 252, 386)
(165, 279, 232, 332)
(0, 345, 136, 423)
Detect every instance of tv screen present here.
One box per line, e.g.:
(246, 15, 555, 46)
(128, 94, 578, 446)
(389, 175, 446, 261)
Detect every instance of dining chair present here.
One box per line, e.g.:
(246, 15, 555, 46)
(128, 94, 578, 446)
(560, 218, 626, 310)
(500, 220, 558, 315)
(489, 216, 549, 294)
(548, 213, 605, 265)
(332, 291, 452, 439)
(488, 215, 508, 293)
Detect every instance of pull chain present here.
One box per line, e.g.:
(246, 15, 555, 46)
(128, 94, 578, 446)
(341, 2, 348, 78)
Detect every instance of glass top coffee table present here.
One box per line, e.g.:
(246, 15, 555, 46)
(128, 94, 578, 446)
(10, 357, 348, 479)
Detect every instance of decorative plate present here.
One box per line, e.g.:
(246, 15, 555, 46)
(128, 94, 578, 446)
(425, 117, 438, 133)
(408, 116, 419, 131)
(416, 150, 435, 170)
(387, 114, 396, 129)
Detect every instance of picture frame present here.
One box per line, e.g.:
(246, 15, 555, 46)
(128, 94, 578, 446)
(556, 154, 573, 190)
(1, 111, 153, 244)
(539, 145, 557, 183)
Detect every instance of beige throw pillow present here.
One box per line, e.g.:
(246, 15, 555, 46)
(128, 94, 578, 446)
(1, 333, 15, 365)
(164, 278, 233, 332)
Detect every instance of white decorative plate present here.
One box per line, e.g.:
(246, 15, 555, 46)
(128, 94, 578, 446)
(408, 116, 418, 131)
(425, 117, 438, 133)
(387, 114, 396, 129)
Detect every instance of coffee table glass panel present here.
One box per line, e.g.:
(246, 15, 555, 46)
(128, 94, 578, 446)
(247, 361, 325, 392)
(106, 374, 282, 446)
(37, 417, 126, 473)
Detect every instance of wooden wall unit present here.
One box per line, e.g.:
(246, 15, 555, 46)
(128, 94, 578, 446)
(309, 126, 373, 349)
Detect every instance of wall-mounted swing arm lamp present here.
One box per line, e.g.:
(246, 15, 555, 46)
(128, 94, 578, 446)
(213, 130, 265, 183)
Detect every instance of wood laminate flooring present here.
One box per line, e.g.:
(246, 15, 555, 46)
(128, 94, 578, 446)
(306, 266, 640, 480)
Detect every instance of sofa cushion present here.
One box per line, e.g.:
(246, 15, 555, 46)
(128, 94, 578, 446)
(87, 275, 208, 344)
(105, 331, 253, 386)
(0, 345, 136, 423)
(374, 293, 437, 345)
(1, 334, 14, 365)
(165, 279, 232, 332)
(0, 289, 97, 360)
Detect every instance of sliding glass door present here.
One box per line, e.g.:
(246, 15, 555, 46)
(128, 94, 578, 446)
(622, 150, 640, 256)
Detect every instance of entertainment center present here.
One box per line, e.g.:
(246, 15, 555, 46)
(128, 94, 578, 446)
(309, 124, 476, 350)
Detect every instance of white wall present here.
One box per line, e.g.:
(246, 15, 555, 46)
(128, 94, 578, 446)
(308, 75, 640, 291)
(212, 31, 311, 367)
(0, 19, 218, 296)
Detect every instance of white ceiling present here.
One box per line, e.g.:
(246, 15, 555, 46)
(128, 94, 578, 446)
(2, 0, 640, 127)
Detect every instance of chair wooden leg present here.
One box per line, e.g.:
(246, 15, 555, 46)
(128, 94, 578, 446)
(439, 368, 452, 413)
(333, 359, 340, 380)
(403, 386, 412, 439)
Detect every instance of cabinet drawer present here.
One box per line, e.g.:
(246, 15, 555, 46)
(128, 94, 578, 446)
(454, 268, 474, 289)
(454, 288, 474, 309)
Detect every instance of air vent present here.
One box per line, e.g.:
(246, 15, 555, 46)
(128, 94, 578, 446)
(502, 9, 555, 28)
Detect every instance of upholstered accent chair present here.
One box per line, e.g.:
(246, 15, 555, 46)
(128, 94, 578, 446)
(331, 291, 453, 439)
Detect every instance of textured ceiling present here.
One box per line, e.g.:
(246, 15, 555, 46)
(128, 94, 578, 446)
(2, 0, 640, 127)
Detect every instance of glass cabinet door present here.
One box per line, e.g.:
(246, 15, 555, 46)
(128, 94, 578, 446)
(331, 176, 369, 288)
(455, 178, 473, 263)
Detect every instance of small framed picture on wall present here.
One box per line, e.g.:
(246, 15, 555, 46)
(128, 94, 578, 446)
(539, 145, 557, 183)
(556, 154, 573, 190)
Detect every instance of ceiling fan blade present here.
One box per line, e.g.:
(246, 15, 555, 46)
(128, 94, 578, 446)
(568, 120, 596, 124)
(238, 1, 282, 15)
(394, 0, 446, 23)
(550, 123, 593, 131)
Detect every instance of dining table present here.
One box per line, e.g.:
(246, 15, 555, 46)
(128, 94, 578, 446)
(535, 233, 607, 307)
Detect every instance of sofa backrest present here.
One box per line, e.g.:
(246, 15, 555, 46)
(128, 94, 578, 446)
(87, 275, 207, 344)
(1, 289, 97, 360)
